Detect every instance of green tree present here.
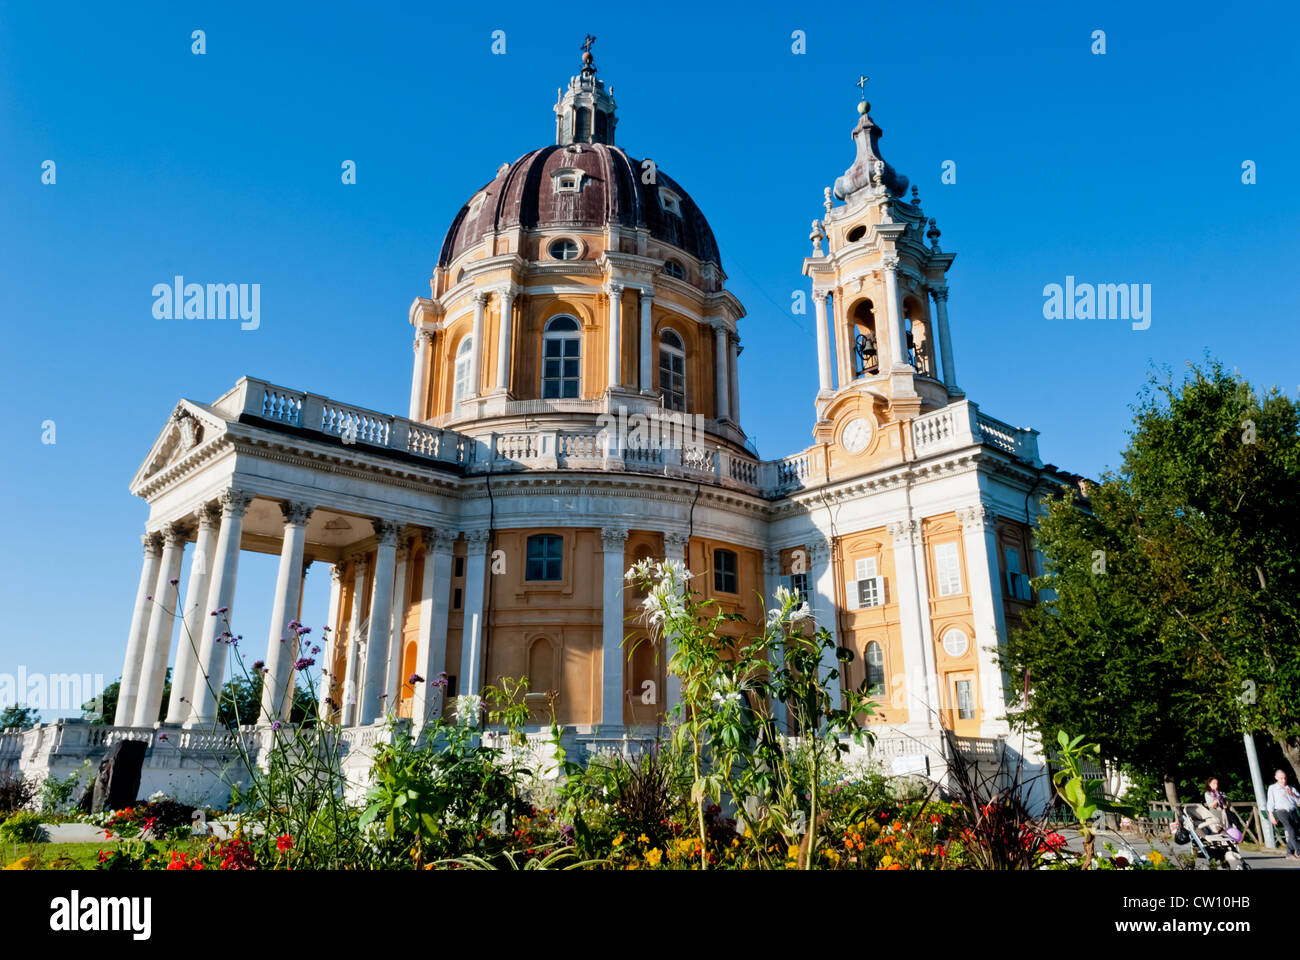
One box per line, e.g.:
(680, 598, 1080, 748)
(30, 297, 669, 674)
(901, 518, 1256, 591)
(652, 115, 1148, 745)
(1002, 361, 1300, 802)
(0, 704, 41, 730)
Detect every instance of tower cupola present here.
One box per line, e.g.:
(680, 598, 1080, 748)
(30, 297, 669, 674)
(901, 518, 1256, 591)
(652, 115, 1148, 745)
(554, 35, 618, 145)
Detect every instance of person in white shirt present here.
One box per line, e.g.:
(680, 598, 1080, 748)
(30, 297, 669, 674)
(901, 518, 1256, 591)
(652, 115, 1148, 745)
(1266, 768, 1300, 859)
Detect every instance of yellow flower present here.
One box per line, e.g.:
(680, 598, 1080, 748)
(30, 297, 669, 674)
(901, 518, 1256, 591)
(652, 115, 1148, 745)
(4, 856, 36, 870)
(612, 832, 624, 847)
(1148, 850, 1164, 866)
(646, 848, 663, 867)
(637, 833, 650, 845)
(787, 845, 800, 860)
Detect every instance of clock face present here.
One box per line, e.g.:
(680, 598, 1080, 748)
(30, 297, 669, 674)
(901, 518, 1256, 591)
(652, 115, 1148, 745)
(842, 416, 873, 454)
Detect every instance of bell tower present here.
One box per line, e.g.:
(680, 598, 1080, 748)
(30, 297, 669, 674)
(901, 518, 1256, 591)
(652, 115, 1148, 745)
(803, 92, 961, 441)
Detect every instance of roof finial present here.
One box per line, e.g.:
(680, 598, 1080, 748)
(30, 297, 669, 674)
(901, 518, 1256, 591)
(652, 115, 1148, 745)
(581, 33, 597, 73)
(855, 74, 870, 115)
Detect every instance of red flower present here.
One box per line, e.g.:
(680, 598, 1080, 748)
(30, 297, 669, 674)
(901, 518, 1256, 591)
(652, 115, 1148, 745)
(276, 833, 293, 852)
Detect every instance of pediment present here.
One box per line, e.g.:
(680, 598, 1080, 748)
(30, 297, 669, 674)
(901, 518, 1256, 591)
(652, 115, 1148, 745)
(130, 401, 229, 491)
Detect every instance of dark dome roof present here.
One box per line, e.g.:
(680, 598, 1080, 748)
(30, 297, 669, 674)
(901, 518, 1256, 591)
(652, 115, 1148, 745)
(438, 143, 721, 269)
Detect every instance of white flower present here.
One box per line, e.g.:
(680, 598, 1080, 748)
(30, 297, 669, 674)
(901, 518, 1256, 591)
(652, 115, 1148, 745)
(454, 693, 483, 727)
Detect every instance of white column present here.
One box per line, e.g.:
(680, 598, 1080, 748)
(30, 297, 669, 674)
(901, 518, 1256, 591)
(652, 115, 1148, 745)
(931, 285, 959, 392)
(360, 520, 400, 724)
(889, 519, 938, 730)
(638, 289, 653, 392)
(409, 329, 434, 420)
(809, 538, 841, 710)
(383, 538, 412, 708)
(882, 255, 908, 369)
(662, 533, 688, 715)
(413, 529, 455, 729)
(187, 489, 253, 728)
(116, 531, 164, 725)
(713, 321, 730, 421)
(606, 281, 624, 389)
(728, 336, 740, 427)
(600, 526, 628, 728)
(468, 291, 488, 398)
(132, 523, 187, 726)
(341, 555, 369, 726)
(813, 290, 832, 394)
(458, 530, 490, 698)
(762, 550, 788, 734)
(167, 503, 220, 723)
(260, 502, 313, 723)
(493, 288, 516, 393)
(959, 502, 1011, 736)
(319, 563, 344, 722)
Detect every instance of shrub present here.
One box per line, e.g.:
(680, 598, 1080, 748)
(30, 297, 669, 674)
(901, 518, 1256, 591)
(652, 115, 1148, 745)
(0, 810, 48, 843)
(0, 773, 38, 814)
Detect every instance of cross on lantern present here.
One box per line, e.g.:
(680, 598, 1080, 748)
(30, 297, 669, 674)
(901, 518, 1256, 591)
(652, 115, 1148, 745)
(581, 34, 597, 55)
(855, 75, 869, 99)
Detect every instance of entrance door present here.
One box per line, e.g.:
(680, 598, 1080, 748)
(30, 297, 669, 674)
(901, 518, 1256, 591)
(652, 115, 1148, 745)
(943, 671, 979, 737)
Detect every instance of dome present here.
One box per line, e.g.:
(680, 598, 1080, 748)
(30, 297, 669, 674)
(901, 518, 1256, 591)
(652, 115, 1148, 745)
(438, 44, 721, 271)
(438, 143, 722, 270)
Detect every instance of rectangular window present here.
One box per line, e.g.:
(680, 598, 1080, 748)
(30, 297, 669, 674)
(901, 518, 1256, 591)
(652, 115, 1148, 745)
(453, 555, 465, 578)
(847, 557, 883, 609)
(526, 534, 564, 581)
(713, 549, 738, 594)
(446, 674, 458, 699)
(1005, 547, 1031, 600)
(452, 587, 462, 610)
(955, 679, 975, 720)
(934, 542, 962, 597)
(789, 572, 809, 600)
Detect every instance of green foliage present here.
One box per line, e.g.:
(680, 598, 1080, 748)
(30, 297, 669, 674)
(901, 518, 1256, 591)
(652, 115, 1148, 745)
(0, 773, 38, 814)
(0, 810, 47, 843)
(1003, 360, 1300, 790)
(0, 705, 40, 731)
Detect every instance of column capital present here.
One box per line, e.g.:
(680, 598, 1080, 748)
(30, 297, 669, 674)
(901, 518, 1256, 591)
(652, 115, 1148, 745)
(141, 531, 165, 555)
(330, 564, 347, 585)
(348, 551, 371, 571)
(421, 526, 458, 554)
(663, 531, 689, 553)
(218, 488, 255, 517)
(638, 286, 654, 302)
(196, 501, 222, 530)
(600, 525, 629, 548)
(396, 538, 414, 563)
(811, 287, 832, 303)
(881, 255, 901, 272)
(494, 283, 519, 301)
(372, 519, 403, 545)
(159, 521, 190, 547)
(887, 519, 920, 546)
(957, 501, 998, 532)
(605, 280, 625, 298)
(471, 290, 491, 307)
(462, 528, 491, 548)
(929, 284, 949, 302)
(280, 501, 315, 527)
(413, 328, 435, 351)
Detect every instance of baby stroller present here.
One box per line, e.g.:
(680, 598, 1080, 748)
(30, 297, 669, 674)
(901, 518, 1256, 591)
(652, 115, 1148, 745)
(1174, 803, 1250, 870)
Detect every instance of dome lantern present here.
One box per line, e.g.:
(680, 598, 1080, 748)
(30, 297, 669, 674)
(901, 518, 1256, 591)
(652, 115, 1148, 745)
(554, 35, 617, 145)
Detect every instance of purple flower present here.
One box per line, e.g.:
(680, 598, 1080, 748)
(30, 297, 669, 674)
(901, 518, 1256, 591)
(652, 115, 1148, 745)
(169, 578, 179, 585)
(271, 720, 283, 731)
(294, 657, 315, 670)
(322, 625, 331, 633)
(252, 660, 265, 672)
(409, 673, 424, 685)
(297, 627, 311, 636)
(288, 620, 300, 631)
(227, 637, 239, 647)
(310, 646, 320, 655)
(145, 595, 153, 601)
(378, 693, 388, 700)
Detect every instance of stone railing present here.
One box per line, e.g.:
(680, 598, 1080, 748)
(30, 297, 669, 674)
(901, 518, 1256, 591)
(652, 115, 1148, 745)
(218, 377, 471, 470)
(910, 401, 1041, 467)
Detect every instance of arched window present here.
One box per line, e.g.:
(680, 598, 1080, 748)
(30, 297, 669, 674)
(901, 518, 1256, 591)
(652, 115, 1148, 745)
(658, 329, 686, 411)
(542, 316, 581, 399)
(548, 238, 581, 261)
(851, 300, 878, 378)
(453, 336, 474, 403)
(526, 534, 564, 581)
(904, 299, 932, 375)
(663, 259, 685, 280)
(865, 641, 885, 695)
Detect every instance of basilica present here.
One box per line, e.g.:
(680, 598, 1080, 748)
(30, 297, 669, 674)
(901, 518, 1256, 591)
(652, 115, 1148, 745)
(5, 46, 1079, 802)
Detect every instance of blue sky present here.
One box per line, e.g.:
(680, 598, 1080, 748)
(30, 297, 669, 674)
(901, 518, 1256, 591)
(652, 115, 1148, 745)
(1, 1, 1296, 716)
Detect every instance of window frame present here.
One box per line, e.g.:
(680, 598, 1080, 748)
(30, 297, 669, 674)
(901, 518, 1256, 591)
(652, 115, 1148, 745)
(541, 315, 582, 399)
(933, 541, 963, 597)
(453, 336, 474, 404)
(547, 237, 582, 261)
(658, 328, 686, 412)
(864, 641, 886, 696)
(847, 556, 884, 609)
(713, 548, 738, 594)
(525, 533, 564, 582)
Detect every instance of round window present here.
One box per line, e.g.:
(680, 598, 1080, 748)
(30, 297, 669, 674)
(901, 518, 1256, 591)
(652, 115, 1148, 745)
(942, 629, 969, 658)
(847, 224, 867, 243)
(548, 238, 581, 260)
